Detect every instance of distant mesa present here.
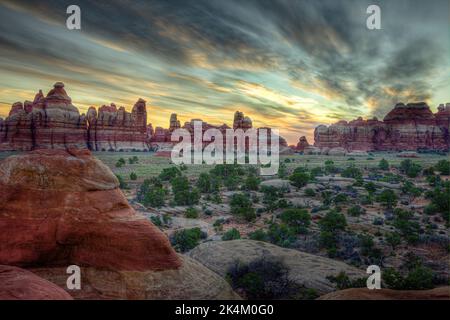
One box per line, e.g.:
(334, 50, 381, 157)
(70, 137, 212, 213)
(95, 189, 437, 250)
(0, 82, 290, 154)
(313, 102, 450, 153)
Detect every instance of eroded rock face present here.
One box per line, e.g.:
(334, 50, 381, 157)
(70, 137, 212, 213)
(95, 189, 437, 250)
(0, 265, 72, 300)
(314, 103, 450, 152)
(296, 136, 310, 152)
(87, 98, 149, 151)
(0, 149, 238, 299)
(0, 82, 149, 152)
(0, 148, 180, 271)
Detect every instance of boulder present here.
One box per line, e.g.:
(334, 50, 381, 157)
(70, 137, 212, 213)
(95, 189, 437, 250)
(0, 149, 238, 299)
(188, 240, 365, 294)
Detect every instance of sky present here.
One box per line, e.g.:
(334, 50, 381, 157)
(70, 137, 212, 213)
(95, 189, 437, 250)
(0, 0, 448, 144)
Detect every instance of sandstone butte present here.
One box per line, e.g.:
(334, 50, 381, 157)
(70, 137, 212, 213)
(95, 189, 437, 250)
(313, 102, 450, 154)
(0, 148, 238, 299)
(0, 82, 290, 153)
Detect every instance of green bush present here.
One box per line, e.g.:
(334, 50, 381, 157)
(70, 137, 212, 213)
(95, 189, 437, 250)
(383, 265, 435, 290)
(304, 188, 316, 197)
(341, 165, 362, 179)
(230, 193, 256, 222)
(378, 158, 389, 171)
(137, 178, 165, 208)
(129, 172, 137, 180)
(248, 229, 268, 242)
(424, 181, 450, 222)
(400, 159, 422, 178)
(185, 207, 199, 219)
(435, 160, 450, 175)
(376, 189, 398, 209)
(115, 158, 126, 168)
(115, 174, 128, 189)
(327, 271, 367, 290)
(128, 156, 139, 164)
(347, 205, 366, 217)
(279, 209, 311, 234)
(392, 208, 420, 244)
(385, 232, 402, 250)
(197, 172, 215, 193)
(266, 223, 296, 247)
(222, 228, 241, 241)
(289, 172, 310, 188)
(244, 174, 260, 191)
(227, 256, 315, 300)
(171, 176, 200, 206)
(159, 166, 181, 181)
(170, 227, 205, 253)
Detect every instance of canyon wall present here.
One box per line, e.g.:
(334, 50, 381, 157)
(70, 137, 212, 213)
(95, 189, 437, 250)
(314, 102, 450, 153)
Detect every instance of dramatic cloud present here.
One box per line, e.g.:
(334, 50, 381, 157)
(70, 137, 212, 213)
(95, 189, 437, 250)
(0, 0, 448, 143)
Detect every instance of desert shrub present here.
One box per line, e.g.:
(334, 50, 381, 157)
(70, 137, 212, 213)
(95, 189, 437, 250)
(333, 193, 348, 204)
(243, 174, 260, 191)
(392, 208, 420, 244)
(129, 172, 137, 180)
(248, 229, 268, 242)
(141, 187, 165, 208)
(383, 265, 435, 290)
(230, 193, 256, 222)
(170, 227, 205, 252)
(401, 181, 422, 202)
(128, 156, 139, 164)
(115, 158, 126, 168)
(347, 205, 366, 217)
(150, 216, 162, 227)
(341, 165, 362, 179)
(364, 182, 376, 195)
(115, 174, 128, 189)
(378, 158, 389, 171)
(400, 159, 422, 178)
(171, 176, 200, 206)
(213, 219, 224, 232)
(227, 256, 316, 300)
(185, 207, 199, 219)
(360, 195, 373, 205)
(266, 223, 296, 247)
(422, 166, 435, 176)
(224, 175, 240, 190)
(327, 271, 367, 290)
(435, 160, 450, 175)
(304, 188, 316, 197)
(222, 228, 241, 241)
(310, 167, 323, 178)
(159, 166, 181, 181)
(424, 181, 450, 222)
(197, 172, 217, 193)
(318, 210, 347, 257)
(210, 163, 244, 178)
(385, 232, 402, 249)
(358, 234, 383, 264)
(376, 189, 398, 209)
(260, 185, 288, 212)
(279, 209, 311, 234)
(324, 160, 338, 174)
(289, 172, 310, 188)
(277, 162, 287, 178)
